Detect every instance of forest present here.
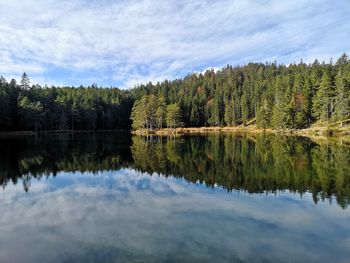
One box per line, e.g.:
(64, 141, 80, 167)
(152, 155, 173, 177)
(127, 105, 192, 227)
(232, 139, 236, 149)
(0, 74, 132, 131)
(0, 54, 349, 131)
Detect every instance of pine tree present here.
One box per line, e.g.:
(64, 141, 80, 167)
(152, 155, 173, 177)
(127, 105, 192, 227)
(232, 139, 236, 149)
(0, 85, 10, 130)
(20, 72, 30, 90)
(256, 97, 272, 129)
(209, 91, 224, 126)
(334, 70, 350, 126)
(224, 99, 234, 126)
(312, 71, 334, 122)
(292, 73, 308, 128)
(146, 95, 158, 129)
(271, 76, 293, 128)
(155, 97, 166, 129)
(166, 104, 182, 129)
(232, 97, 242, 125)
(131, 97, 147, 129)
(190, 104, 202, 127)
(241, 93, 249, 126)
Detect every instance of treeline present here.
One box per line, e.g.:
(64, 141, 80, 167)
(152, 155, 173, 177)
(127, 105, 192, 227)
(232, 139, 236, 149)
(130, 54, 350, 129)
(0, 74, 132, 131)
(1, 54, 349, 131)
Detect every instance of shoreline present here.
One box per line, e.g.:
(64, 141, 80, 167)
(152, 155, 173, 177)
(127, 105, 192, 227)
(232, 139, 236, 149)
(131, 125, 350, 138)
(1, 125, 349, 140)
(0, 129, 130, 137)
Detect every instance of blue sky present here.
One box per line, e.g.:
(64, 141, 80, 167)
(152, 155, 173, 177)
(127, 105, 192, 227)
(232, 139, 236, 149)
(0, 0, 349, 89)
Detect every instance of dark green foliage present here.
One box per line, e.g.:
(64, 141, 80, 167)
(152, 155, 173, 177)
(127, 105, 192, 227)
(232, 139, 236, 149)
(2, 133, 349, 208)
(0, 54, 349, 131)
(129, 134, 350, 208)
(0, 77, 132, 131)
(130, 55, 349, 129)
(334, 54, 350, 125)
(130, 95, 182, 129)
(312, 70, 335, 122)
(20, 72, 30, 90)
(155, 97, 166, 129)
(256, 97, 272, 128)
(166, 103, 182, 128)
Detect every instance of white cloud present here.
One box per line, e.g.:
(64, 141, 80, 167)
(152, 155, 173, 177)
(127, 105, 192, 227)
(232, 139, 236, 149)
(0, 0, 349, 87)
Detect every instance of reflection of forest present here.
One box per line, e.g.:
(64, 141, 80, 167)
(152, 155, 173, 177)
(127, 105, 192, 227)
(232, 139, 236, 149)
(0, 134, 133, 192)
(131, 135, 350, 208)
(1, 134, 350, 208)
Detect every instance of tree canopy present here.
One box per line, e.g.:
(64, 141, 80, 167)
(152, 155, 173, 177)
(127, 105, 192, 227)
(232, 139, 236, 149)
(0, 54, 349, 131)
(0, 80, 132, 131)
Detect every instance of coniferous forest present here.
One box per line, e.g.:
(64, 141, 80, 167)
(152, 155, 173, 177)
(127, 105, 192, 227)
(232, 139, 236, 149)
(0, 54, 349, 132)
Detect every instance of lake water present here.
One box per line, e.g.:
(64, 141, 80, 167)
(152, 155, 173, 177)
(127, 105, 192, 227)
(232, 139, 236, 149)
(0, 133, 349, 263)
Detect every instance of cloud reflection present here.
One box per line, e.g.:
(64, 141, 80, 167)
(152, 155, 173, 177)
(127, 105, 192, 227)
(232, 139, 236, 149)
(0, 169, 349, 263)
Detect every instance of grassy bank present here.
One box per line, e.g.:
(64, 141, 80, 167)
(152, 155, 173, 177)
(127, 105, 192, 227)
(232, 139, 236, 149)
(2, 124, 349, 139)
(132, 123, 350, 138)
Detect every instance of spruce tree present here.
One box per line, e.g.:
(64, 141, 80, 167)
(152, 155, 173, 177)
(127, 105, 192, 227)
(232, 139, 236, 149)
(334, 70, 350, 126)
(312, 70, 334, 122)
(166, 104, 182, 129)
(20, 72, 30, 90)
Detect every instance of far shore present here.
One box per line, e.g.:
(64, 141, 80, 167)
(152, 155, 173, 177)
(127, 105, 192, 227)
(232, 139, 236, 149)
(131, 124, 350, 139)
(0, 129, 130, 136)
(1, 125, 349, 141)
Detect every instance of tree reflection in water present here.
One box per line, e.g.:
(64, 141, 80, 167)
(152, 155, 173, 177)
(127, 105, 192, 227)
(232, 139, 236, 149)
(0, 133, 349, 208)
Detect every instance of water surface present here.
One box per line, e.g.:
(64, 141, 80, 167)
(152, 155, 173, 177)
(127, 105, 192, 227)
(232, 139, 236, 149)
(0, 133, 349, 263)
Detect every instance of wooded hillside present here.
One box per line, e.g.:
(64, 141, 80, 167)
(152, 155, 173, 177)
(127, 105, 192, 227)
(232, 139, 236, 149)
(1, 54, 349, 131)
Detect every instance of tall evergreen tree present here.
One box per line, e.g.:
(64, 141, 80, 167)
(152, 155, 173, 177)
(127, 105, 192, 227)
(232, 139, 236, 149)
(334, 69, 350, 126)
(166, 104, 182, 129)
(20, 72, 30, 90)
(313, 70, 335, 122)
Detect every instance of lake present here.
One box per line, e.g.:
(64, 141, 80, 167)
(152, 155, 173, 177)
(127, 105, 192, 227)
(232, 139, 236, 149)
(0, 133, 349, 263)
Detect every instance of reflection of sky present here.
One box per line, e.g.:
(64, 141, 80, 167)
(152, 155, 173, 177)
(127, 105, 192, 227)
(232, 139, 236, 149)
(0, 169, 350, 263)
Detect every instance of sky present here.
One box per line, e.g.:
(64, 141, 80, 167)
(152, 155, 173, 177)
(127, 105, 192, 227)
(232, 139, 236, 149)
(0, 0, 349, 89)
